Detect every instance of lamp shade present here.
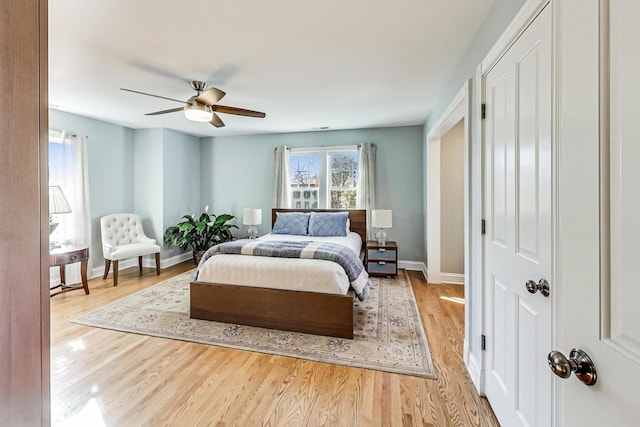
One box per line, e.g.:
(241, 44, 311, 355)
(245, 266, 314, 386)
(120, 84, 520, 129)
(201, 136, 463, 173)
(49, 186, 72, 214)
(184, 101, 213, 122)
(372, 209, 392, 228)
(243, 208, 262, 225)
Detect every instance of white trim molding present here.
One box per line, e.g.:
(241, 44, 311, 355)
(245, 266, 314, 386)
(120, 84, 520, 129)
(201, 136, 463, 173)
(441, 272, 465, 285)
(90, 252, 192, 280)
(398, 260, 427, 281)
(426, 80, 472, 381)
(482, 0, 550, 73)
(159, 252, 192, 269)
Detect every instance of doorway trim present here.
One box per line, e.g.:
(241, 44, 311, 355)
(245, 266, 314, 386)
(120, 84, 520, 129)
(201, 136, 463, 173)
(426, 79, 472, 367)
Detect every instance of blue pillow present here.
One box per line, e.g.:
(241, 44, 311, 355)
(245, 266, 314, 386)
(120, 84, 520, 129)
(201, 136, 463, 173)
(308, 211, 349, 237)
(272, 212, 310, 235)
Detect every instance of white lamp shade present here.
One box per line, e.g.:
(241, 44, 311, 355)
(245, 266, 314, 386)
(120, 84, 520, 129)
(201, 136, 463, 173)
(372, 209, 392, 228)
(49, 186, 72, 214)
(184, 102, 213, 122)
(243, 208, 262, 225)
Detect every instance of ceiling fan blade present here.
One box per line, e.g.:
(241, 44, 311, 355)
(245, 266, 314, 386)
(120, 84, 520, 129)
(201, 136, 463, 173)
(210, 113, 225, 128)
(212, 105, 266, 118)
(196, 87, 226, 105)
(120, 88, 187, 104)
(145, 107, 184, 116)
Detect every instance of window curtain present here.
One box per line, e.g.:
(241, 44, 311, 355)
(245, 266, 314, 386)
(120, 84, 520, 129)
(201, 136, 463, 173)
(356, 142, 376, 240)
(273, 145, 292, 208)
(49, 130, 91, 284)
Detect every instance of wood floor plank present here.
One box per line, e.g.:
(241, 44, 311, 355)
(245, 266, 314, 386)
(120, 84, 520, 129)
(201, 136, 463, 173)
(51, 262, 498, 426)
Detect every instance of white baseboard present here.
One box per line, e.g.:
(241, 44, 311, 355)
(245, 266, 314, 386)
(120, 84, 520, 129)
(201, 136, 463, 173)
(398, 260, 427, 281)
(89, 252, 192, 280)
(465, 348, 484, 394)
(441, 272, 465, 285)
(160, 252, 192, 269)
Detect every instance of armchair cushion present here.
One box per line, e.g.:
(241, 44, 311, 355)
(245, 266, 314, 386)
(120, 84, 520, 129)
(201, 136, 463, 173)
(100, 213, 161, 261)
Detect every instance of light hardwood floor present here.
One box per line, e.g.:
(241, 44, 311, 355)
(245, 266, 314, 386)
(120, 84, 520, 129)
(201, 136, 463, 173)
(51, 262, 499, 427)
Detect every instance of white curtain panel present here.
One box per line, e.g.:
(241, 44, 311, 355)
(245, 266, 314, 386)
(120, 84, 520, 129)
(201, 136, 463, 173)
(49, 130, 92, 284)
(273, 145, 292, 208)
(356, 142, 376, 240)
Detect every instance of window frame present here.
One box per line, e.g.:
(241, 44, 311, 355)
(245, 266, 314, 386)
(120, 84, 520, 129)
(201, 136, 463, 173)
(288, 146, 358, 209)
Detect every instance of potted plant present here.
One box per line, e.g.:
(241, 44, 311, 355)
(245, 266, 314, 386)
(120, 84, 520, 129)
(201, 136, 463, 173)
(164, 206, 238, 265)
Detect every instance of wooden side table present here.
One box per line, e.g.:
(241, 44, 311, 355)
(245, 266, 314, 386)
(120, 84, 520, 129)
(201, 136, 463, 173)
(366, 241, 398, 277)
(50, 244, 90, 296)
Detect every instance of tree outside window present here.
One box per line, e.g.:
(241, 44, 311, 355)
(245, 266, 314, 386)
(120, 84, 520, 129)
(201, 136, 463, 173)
(329, 153, 358, 209)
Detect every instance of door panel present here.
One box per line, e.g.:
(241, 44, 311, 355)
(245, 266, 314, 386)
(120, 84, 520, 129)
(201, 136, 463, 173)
(483, 5, 552, 427)
(491, 76, 510, 248)
(557, 0, 640, 424)
(516, 43, 542, 260)
(517, 297, 539, 424)
(491, 276, 509, 391)
(607, 0, 640, 359)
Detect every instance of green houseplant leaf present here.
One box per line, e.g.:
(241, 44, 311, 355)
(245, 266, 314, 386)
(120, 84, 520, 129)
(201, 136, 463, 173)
(164, 210, 238, 252)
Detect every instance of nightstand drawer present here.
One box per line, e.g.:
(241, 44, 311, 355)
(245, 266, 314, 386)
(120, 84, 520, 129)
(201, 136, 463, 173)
(50, 247, 89, 266)
(367, 248, 397, 262)
(367, 261, 397, 275)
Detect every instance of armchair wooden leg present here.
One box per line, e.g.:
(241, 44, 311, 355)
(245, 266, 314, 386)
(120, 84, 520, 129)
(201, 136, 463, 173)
(113, 260, 119, 286)
(103, 259, 111, 279)
(155, 252, 161, 275)
(138, 256, 143, 274)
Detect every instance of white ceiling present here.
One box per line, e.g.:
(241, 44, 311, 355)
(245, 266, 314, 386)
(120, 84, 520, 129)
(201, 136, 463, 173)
(49, 0, 493, 137)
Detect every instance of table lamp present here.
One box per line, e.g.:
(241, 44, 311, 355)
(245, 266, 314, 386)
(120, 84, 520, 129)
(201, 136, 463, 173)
(243, 208, 262, 239)
(372, 209, 392, 245)
(49, 185, 72, 248)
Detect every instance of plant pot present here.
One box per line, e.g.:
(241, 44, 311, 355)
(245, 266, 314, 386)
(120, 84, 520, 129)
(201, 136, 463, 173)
(193, 250, 206, 265)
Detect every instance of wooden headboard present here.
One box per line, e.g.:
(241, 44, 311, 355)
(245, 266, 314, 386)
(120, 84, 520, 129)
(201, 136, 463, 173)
(271, 208, 367, 243)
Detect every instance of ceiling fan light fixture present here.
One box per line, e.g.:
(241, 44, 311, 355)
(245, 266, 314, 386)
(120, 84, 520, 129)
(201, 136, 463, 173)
(184, 101, 213, 122)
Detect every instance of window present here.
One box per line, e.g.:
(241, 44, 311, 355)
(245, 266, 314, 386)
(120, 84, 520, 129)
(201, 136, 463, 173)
(289, 147, 359, 209)
(329, 152, 358, 209)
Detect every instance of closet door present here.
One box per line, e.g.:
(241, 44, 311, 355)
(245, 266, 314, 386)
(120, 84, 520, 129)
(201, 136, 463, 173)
(556, 0, 640, 424)
(483, 5, 552, 426)
(0, 0, 50, 424)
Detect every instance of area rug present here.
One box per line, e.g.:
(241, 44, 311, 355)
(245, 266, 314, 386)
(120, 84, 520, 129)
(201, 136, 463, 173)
(73, 269, 436, 378)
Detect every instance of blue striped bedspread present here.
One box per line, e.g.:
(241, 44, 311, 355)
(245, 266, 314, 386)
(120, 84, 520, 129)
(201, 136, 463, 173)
(196, 239, 371, 301)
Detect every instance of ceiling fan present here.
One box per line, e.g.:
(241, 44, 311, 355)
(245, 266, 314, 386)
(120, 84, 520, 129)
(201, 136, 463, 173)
(120, 80, 266, 128)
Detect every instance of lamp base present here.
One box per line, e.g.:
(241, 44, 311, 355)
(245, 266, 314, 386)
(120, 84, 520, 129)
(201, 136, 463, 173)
(248, 225, 258, 239)
(49, 222, 61, 250)
(375, 228, 388, 245)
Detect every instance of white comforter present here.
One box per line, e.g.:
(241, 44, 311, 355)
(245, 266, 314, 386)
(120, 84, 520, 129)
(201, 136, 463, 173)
(195, 232, 363, 295)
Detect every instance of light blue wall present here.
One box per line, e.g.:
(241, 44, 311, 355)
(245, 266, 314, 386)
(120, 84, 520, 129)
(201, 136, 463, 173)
(200, 126, 425, 262)
(425, 0, 527, 133)
(162, 129, 201, 258)
(49, 111, 201, 270)
(133, 128, 164, 244)
(422, 0, 526, 265)
(49, 109, 135, 271)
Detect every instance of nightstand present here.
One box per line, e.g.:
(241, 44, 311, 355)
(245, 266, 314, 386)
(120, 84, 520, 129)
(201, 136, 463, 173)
(366, 241, 398, 277)
(50, 244, 90, 296)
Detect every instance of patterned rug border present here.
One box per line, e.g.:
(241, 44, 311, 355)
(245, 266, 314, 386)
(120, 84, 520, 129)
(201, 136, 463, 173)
(72, 269, 436, 379)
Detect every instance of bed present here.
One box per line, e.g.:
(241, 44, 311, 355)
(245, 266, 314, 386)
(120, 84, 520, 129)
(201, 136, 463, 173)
(190, 208, 368, 338)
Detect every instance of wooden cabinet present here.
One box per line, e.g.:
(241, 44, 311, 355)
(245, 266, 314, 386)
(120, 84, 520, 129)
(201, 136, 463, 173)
(366, 241, 398, 277)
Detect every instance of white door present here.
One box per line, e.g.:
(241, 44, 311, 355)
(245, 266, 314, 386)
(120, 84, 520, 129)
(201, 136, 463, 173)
(483, 5, 552, 426)
(555, 0, 640, 424)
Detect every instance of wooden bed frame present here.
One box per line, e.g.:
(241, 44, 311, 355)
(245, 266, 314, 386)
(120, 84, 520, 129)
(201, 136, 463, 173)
(190, 208, 367, 339)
